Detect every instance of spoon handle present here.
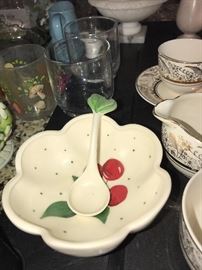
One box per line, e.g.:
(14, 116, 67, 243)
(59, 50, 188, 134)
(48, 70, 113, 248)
(87, 112, 101, 170)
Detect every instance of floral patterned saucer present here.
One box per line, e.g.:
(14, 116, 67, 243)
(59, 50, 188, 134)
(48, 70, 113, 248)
(135, 66, 181, 105)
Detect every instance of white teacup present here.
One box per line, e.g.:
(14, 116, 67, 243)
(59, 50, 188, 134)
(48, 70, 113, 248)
(161, 77, 202, 94)
(158, 38, 202, 93)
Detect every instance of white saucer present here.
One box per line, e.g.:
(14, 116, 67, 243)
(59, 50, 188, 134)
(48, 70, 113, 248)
(135, 65, 181, 105)
(0, 140, 14, 170)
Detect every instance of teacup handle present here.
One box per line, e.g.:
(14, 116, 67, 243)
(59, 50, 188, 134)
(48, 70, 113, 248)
(50, 14, 65, 42)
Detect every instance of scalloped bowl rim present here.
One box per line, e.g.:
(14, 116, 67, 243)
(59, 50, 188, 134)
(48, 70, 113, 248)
(2, 114, 171, 256)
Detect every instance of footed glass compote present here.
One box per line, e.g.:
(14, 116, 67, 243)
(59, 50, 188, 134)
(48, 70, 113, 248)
(88, 0, 167, 43)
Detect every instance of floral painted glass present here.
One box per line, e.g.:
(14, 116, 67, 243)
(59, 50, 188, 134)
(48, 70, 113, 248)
(0, 44, 56, 121)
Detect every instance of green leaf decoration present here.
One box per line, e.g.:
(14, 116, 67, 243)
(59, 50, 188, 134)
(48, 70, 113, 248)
(41, 201, 75, 219)
(95, 207, 110, 224)
(87, 94, 117, 114)
(72, 175, 78, 181)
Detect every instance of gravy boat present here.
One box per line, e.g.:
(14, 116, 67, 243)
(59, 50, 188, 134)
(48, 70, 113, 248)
(153, 93, 202, 177)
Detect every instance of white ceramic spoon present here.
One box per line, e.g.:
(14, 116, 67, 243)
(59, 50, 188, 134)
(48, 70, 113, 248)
(68, 94, 117, 216)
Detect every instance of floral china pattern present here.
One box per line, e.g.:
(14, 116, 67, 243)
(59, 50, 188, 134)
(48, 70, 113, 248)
(161, 125, 202, 172)
(179, 215, 202, 270)
(135, 65, 163, 105)
(158, 57, 202, 83)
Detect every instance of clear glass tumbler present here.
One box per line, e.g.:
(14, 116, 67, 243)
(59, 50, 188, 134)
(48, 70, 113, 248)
(0, 44, 56, 121)
(45, 37, 114, 117)
(64, 16, 120, 77)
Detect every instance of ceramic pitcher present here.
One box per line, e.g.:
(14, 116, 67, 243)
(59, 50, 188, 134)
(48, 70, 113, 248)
(153, 93, 202, 175)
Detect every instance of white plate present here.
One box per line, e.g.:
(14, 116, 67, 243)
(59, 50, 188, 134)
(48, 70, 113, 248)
(135, 66, 181, 105)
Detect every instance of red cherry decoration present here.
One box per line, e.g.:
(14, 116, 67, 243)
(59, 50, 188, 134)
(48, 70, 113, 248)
(109, 185, 128, 206)
(102, 159, 124, 180)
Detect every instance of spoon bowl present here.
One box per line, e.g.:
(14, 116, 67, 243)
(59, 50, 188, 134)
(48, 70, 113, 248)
(68, 167, 110, 216)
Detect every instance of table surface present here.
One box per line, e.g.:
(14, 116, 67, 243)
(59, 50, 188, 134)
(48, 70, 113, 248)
(0, 21, 194, 270)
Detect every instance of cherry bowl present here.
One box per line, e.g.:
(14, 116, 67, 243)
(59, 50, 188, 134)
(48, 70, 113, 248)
(2, 114, 171, 257)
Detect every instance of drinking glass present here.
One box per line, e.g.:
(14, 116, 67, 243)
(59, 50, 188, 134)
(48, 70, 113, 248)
(44, 36, 114, 117)
(64, 16, 120, 77)
(0, 44, 56, 121)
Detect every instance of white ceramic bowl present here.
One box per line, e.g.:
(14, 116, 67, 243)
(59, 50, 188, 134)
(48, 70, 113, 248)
(179, 169, 202, 270)
(88, 0, 167, 37)
(158, 39, 202, 89)
(2, 114, 171, 257)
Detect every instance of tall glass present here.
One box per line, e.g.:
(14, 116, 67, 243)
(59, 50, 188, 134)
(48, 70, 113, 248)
(0, 44, 56, 121)
(64, 16, 120, 77)
(44, 37, 114, 117)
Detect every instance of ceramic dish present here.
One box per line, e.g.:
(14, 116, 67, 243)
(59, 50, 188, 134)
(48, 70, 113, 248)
(154, 93, 202, 179)
(2, 114, 171, 257)
(135, 66, 202, 106)
(158, 39, 202, 84)
(179, 169, 202, 270)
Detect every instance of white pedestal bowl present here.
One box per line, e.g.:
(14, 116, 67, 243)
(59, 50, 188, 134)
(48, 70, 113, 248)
(88, 0, 168, 43)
